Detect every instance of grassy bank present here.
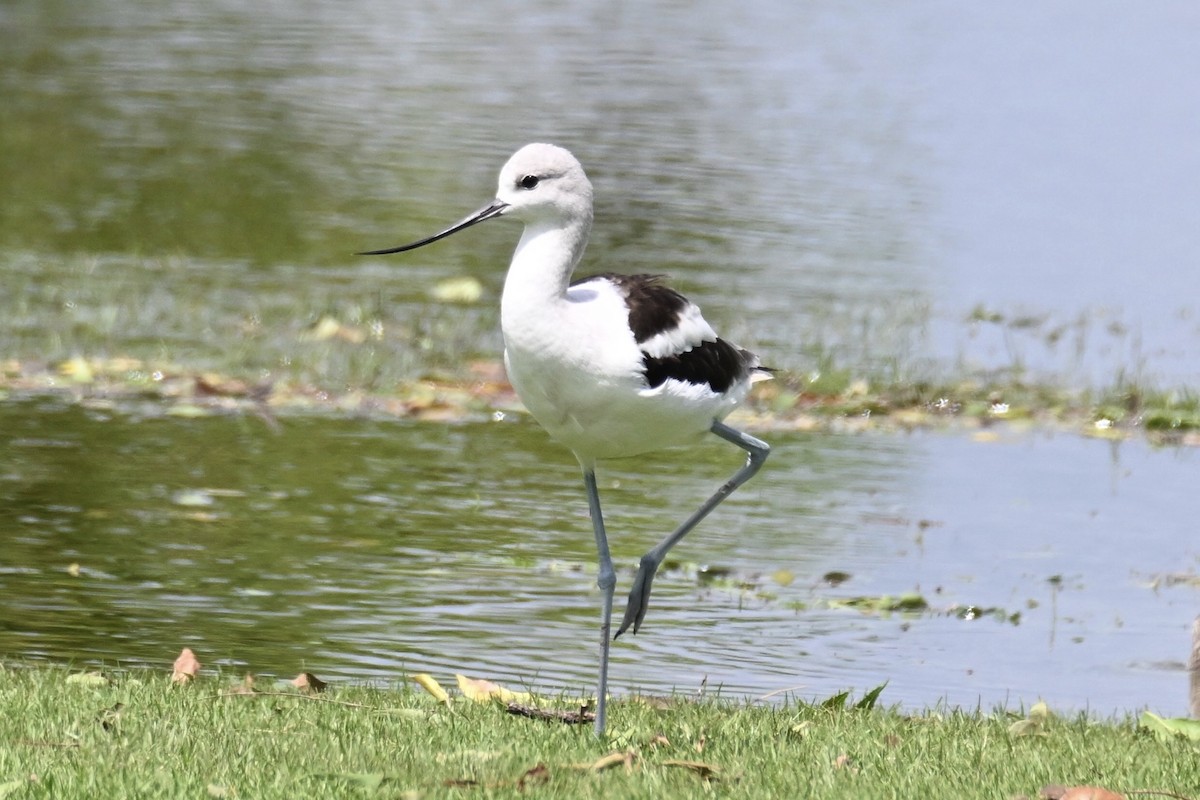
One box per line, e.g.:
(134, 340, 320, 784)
(1, 665, 1196, 799)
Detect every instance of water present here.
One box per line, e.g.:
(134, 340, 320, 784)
(1, 1, 1198, 716)
(2, 1, 1198, 385)
(1, 400, 1195, 716)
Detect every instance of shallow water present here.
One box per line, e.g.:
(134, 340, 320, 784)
(2, 1, 1198, 386)
(1, 400, 1195, 716)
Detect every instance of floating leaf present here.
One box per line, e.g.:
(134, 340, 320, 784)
(171, 489, 214, 508)
(58, 356, 94, 383)
(822, 570, 852, 586)
(771, 569, 796, 587)
(171, 647, 201, 683)
(412, 673, 450, 704)
(430, 276, 484, 304)
(455, 674, 531, 704)
(167, 404, 212, 419)
(304, 315, 363, 342)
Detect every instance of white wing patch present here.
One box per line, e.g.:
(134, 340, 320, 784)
(637, 302, 717, 358)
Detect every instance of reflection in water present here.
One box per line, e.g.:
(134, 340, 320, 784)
(1, 400, 1197, 716)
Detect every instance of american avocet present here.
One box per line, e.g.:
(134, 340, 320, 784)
(361, 143, 771, 736)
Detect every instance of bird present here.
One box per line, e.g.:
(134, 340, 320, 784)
(360, 143, 771, 736)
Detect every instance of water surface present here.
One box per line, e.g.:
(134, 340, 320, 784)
(2, 1, 1197, 385)
(2, 400, 1195, 716)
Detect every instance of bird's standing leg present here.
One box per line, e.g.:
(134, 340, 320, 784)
(581, 465, 616, 736)
(615, 421, 770, 639)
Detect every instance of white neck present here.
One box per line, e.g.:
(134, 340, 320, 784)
(500, 216, 591, 322)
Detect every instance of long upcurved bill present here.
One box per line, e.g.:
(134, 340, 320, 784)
(358, 199, 510, 256)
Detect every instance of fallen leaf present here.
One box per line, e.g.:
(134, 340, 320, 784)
(1066, 789, 1125, 800)
(455, 674, 531, 704)
(65, 671, 111, 687)
(1009, 700, 1052, 737)
(412, 673, 450, 704)
(569, 751, 631, 772)
(226, 673, 258, 696)
(517, 764, 550, 790)
(171, 648, 201, 683)
(833, 753, 857, 772)
(292, 672, 328, 694)
(662, 759, 720, 781)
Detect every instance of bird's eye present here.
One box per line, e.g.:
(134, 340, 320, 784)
(519, 175, 540, 190)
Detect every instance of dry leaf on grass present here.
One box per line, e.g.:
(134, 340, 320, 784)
(662, 760, 721, 781)
(291, 672, 327, 694)
(225, 674, 258, 696)
(517, 764, 550, 790)
(1040, 785, 1126, 800)
(455, 673, 531, 704)
(570, 750, 636, 773)
(171, 648, 201, 683)
(412, 673, 450, 704)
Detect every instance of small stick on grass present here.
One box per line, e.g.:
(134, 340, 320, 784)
(506, 702, 595, 725)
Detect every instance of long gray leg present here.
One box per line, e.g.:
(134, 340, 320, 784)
(615, 421, 770, 639)
(581, 466, 616, 736)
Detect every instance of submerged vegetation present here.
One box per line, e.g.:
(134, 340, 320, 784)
(2, 252, 1198, 444)
(3, 349, 1199, 447)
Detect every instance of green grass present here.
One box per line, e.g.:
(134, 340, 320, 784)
(1, 666, 1196, 799)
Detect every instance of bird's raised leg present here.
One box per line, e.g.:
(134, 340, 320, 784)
(615, 421, 769, 639)
(581, 465, 616, 736)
